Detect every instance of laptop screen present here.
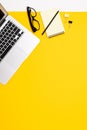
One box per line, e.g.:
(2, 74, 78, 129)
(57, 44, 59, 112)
(0, 9, 4, 20)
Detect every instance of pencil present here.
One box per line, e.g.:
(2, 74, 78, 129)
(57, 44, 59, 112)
(41, 10, 59, 35)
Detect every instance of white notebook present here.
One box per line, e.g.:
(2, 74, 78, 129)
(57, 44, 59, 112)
(40, 9, 65, 37)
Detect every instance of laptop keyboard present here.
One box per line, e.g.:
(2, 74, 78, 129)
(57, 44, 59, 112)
(0, 20, 24, 61)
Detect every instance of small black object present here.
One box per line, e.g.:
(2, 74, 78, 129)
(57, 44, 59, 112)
(68, 20, 73, 24)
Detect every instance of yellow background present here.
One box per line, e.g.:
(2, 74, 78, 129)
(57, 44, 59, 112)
(0, 12, 87, 130)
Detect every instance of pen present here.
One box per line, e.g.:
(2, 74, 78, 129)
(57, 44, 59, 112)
(41, 10, 59, 35)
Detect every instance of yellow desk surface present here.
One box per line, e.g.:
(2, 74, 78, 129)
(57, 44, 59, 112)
(0, 12, 87, 130)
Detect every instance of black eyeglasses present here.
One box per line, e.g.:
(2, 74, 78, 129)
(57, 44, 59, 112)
(27, 6, 40, 32)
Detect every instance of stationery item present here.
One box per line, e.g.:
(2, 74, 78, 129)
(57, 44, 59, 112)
(64, 14, 69, 18)
(40, 9, 65, 37)
(68, 20, 73, 24)
(41, 11, 59, 35)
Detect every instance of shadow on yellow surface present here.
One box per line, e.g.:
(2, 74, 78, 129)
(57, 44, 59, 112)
(0, 12, 87, 130)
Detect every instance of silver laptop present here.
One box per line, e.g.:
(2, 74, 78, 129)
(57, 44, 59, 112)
(0, 3, 40, 84)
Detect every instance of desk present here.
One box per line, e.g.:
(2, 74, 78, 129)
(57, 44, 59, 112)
(0, 12, 87, 130)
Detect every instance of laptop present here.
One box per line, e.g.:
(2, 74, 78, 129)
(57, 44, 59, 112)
(0, 3, 40, 84)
